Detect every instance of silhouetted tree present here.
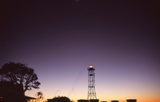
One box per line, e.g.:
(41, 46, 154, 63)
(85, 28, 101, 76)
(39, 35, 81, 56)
(0, 62, 41, 95)
(36, 91, 44, 102)
(37, 91, 43, 98)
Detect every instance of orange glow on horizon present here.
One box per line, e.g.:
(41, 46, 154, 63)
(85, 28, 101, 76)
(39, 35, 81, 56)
(25, 86, 160, 102)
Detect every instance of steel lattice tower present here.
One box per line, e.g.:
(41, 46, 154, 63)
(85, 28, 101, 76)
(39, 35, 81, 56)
(87, 64, 97, 100)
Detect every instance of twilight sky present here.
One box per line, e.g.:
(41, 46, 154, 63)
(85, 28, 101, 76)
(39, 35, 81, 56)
(0, 0, 160, 102)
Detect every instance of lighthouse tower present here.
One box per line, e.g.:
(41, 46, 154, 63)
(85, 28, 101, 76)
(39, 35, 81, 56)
(87, 64, 97, 100)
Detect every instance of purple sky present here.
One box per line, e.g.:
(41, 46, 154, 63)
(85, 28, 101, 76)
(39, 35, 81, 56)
(0, 0, 160, 102)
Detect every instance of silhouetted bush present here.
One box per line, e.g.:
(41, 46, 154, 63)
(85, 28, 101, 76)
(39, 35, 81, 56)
(48, 96, 70, 102)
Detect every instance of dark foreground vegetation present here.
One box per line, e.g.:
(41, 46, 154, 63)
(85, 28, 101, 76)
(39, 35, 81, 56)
(0, 62, 40, 102)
